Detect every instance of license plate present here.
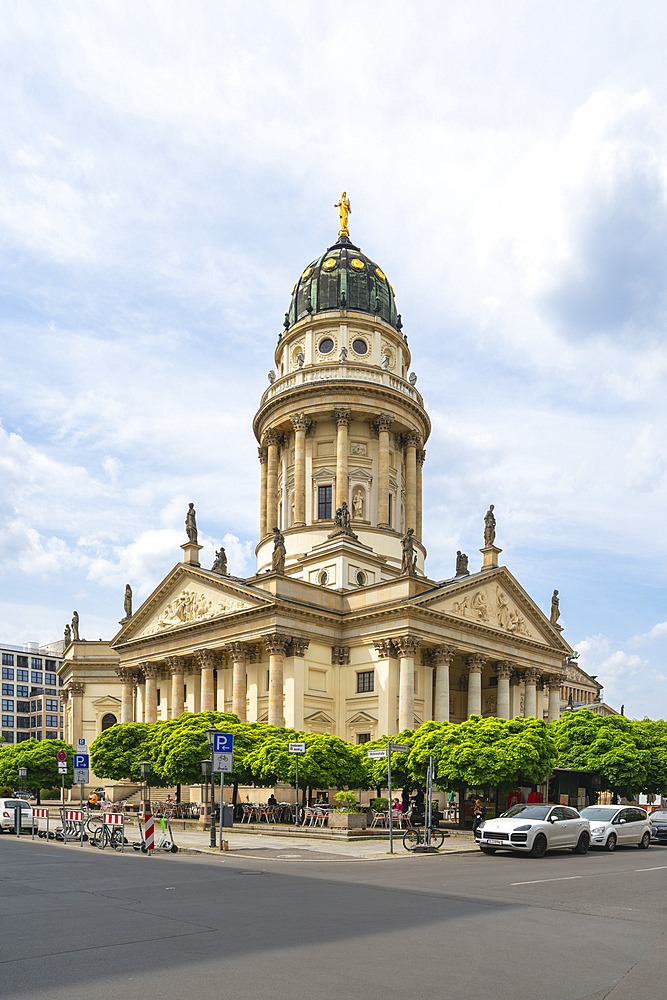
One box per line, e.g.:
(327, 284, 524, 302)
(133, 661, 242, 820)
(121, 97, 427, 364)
(485, 839, 503, 845)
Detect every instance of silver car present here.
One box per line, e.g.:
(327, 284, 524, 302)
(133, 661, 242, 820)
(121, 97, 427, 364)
(475, 803, 591, 858)
(0, 798, 34, 832)
(580, 805, 651, 851)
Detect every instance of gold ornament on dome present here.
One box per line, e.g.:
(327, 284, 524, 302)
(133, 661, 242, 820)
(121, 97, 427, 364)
(375, 267, 386, 281)
(291, 282, 297, 294)
(350, 258, 364, 270)
(322, 257, 337, 270)
(335, 191, 351, 236)
(301, 267, 312, 280)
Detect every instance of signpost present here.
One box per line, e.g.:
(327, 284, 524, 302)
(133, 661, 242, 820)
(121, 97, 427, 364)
(367, 742, 410, 853)
(288, 742, 306, 826)
(212, 733, 234, 852)
(72, 753, 89, 846)
(57, 751, 67, 825)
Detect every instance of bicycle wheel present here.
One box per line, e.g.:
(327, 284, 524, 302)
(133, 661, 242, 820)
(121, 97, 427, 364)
(403, 830, 420, 851)
(430, 829, 445, 849)
(90, 827, 103, 848)
(111, 828, 124, 851)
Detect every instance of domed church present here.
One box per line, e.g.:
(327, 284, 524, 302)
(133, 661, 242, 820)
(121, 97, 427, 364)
(99, 198, 578, 741)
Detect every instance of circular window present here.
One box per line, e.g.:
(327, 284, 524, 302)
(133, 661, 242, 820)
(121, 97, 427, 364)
(318, 337, 335, 354)
(322, 257, 337, 271)
(352, 338, 368, 355)
(319, 570, 328, 586)
(356, 570, 366, 587)
(351, 258, 364, 270)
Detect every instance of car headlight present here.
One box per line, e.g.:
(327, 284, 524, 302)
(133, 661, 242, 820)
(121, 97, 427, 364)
(514, 824, 532, 831)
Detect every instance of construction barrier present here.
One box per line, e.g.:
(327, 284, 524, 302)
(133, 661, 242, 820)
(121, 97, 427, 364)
(32, 807, 49, 841)
(144, 813, 155, 852)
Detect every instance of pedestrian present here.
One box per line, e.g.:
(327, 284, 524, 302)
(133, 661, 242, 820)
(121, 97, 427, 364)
(472, 798, 486, 834)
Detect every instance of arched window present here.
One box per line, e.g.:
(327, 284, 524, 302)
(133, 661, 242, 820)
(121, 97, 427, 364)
(101, 713, 117, 731)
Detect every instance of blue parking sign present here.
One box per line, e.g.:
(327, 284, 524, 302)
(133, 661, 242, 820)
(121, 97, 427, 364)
(213, 733, 233, 754)
(74, 753, 89, 769)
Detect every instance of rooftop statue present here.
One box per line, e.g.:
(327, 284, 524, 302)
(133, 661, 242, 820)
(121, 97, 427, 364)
(455, 551, 469, 576)
(335, 191, 351, 237)
(401, 528, 418, 576)
(272, 527, 286, 575)
(71, 611, 80, 642)
(484, 504, 496, 546)
(212, 547, 228, 576)
(124, 584, 132, 619)
(550, 589, 560, 626)
(335, 501, 351, 530)
(186, 503, 198, 544)
(64, 623, 71, 646)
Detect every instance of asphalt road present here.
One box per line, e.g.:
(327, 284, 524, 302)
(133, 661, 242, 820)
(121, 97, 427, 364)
(2, 835, 666, 1000)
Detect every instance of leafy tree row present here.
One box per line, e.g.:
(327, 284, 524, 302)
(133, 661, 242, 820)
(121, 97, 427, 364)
(0, 740, 74, 803)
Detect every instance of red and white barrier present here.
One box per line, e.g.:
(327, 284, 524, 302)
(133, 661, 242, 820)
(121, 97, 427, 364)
(103, 813, 124, 826)
(144, 813, 154, 851)
(65, 810, 83, 822)
(32, 807, 49, 840)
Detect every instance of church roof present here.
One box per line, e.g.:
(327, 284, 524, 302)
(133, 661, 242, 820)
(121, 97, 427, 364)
(285, 234, 401, 331)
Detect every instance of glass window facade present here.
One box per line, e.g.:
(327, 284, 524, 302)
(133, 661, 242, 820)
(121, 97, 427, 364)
(2, 667, 14, 680)
(2, 654, 14, 666)
(356, 671, 375, 693)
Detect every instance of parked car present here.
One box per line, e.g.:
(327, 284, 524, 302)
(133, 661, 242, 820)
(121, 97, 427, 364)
(0, 798, 34, 832)
(12, 790, 35, 800)
(580, 805, 651, 851)
(648, 808, 667, 844)
(475, 803, 591, 858)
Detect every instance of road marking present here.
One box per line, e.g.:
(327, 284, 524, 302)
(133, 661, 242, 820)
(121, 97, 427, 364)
(511, 876, 582, 885)
(634, 866, 667, 872)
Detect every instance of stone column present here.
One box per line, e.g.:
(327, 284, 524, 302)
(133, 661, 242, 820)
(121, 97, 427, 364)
(225, 642, 251, 721)
(166, 657, 186, 718)
(290, 414, 310, 526)
(142, 662, 159, 724)
(264, 633, 290, 728)
(536, 677, 544, 720)
(258, 446, 268, 539)
(265, 429, 281, 533)
(334, 407, 352, 511)
(284, 638, 309, 730)
(195, 649, 217, 712)
(496, 661, 515, 720)
(60, 687, 70, 742)
(523, 668, 541, 718)
(432, 645, 456, 722)
(115, 669, 135, 724)
(405, 432, 420, 534)
(546, 674, 562, 722)
(466, 654, 486, 718)
(510, 671, 522, 718)
(416, 448, 425, 541)
(374, 639, 398, 735)
(375, 413, 394, 528)
(396, 635, 420, 732)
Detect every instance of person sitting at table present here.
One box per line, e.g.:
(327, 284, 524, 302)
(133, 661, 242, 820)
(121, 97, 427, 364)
(268, 793, 278, 807)
(392, 797, 402, 812)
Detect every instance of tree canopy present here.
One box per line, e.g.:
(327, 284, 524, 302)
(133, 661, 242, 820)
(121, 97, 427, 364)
(0, 739, 74, 798)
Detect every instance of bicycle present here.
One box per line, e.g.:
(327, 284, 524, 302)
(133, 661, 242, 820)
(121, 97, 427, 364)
(90, 823, 125, 850)
(402, 817, 445, 851)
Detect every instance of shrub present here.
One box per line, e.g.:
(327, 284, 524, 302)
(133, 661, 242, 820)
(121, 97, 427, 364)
(40, 788, 62, 800)
(334, 790, 359, 812)
(371, 797, 389, 811)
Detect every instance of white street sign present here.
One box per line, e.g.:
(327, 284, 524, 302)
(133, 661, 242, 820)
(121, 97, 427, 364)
(288, 742, 306, 754)
(388, 744, 410, 753)
(77, 739, 87, 749)
(57, 764, 67, 774)
(212, 752, 233, 773)
(73, 768, 89, 784)
(367, 749, 388, 760)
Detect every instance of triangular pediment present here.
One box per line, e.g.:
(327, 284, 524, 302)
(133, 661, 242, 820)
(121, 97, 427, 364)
(113, 564, 273, 644)
(416, 567, 570, 650)
(348, 711, 377, 725)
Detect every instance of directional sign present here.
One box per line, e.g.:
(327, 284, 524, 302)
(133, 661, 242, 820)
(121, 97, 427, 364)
(74, 753, 89, 769)
(212, 752, 233, 774)
(73, 768, 89, 784)
(388, 743, 410, 753)
(288, 742, 306, 754)
(367, 749, 388, 760)
(213, 733, 234, 754)
(56, 750, 67, 762)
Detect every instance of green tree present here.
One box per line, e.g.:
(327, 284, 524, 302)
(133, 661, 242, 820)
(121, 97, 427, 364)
(90, 723, 155, 784)
(0, 740, 73, 802)
(245, 730, 369, 798)
(363, 729, 417, 794)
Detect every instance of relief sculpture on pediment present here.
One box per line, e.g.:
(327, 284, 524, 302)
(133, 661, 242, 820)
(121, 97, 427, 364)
(143, 589, 246, 635)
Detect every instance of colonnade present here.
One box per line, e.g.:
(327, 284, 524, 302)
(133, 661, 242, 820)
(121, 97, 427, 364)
(257, 413, 424, 540)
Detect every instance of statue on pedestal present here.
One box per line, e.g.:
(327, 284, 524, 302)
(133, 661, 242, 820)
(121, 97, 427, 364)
(401, 528, 418, 576)
(71, 611, 80, 642)
(550, 589, 560, 626)
(185, 503, 198, 544)
(124, 584, 133, 619)
(484, 504, 496, 546)
(272, 527, 286, 574)
(212, 547, 228, 576)
(64, 623, 71, 646)
(335, 501, 351, 530)
(456, 551, 469, 576)
(353, 492, 363, 519)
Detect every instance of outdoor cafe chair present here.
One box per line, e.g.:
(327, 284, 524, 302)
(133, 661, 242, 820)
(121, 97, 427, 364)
(370, 809, 386, 829)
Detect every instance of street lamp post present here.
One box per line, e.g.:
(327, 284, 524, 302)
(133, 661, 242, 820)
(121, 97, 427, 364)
(201, 759, 214, 847)
(205, 724, 219, 848)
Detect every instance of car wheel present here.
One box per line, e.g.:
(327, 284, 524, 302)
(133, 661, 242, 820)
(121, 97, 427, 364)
(605, 833, 617, 852)
(573, 832, 590, 855)
(480, 846, 496, 855)
(529, 833, 547, 858)
(639, 831, 651, 849)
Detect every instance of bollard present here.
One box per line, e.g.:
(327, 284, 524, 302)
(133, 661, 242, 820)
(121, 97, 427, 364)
(14, 806, 21, 836)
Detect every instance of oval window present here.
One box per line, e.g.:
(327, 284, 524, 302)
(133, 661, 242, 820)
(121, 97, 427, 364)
(319, 570, 328, 586)
(352, 339, 368, 355)
(356, 571, 366, 586)
(318, 337, 334, 354)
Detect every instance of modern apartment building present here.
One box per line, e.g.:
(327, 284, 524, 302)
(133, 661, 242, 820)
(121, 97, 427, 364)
(1, 641, 65, 745)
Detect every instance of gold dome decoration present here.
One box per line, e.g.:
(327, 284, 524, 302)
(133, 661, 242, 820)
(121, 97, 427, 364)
(350, 258, 365, 270)
(375, 267, 386, 281)
(322, 257, 337, 271)
(301, 267, 313, 280)
(291, 282, 297, 294)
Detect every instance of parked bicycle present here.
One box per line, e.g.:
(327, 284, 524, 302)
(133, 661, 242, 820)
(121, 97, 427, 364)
(402, 811, 445, 851)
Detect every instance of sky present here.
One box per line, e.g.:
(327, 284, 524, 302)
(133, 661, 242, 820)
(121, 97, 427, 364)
(1, 1, 667, 718)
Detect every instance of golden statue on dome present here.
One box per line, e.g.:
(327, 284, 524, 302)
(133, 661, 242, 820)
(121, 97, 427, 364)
(335, 192, 351, 237)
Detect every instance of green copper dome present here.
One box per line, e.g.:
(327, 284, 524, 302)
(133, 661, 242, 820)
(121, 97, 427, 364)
(285, 235, 401, 331)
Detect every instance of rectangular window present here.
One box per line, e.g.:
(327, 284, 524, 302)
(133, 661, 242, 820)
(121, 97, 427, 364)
(266, 669, 271, 691)
(17, 656, 28, 668)
(318, 484, 332, 520)
(184, 685, 187, 700)
(357, 733, 371, 744)
(46, 699, 58, 711)
(59, 676, 64, 686)
(17, 686, 28, 698)
(31, 658, 42, 670)
(356, 670, 375, 693)
(30, 687, 43, 697)
(17, 701, 30, 713)
(31, 717, 36, 728)
(16, 732, 30, 742)
(2, 684, 14, 696)
(46, 732, 58, 740)
(45, 672, 57, 686)
(45, 688, 56, 696)
(60, 717, 64, 728)
(2, 667, 14, 679)
(46, 715, 59, 727)
(2, 654, 14, 666)
(2, 700, 14, 712)
(2, 715, 14, 727)
(388, 492, 392, 527)
(31, 672, 42, 683)
(1, 731, 14, 743)
(156, 689, 161, 706)
(34, 733, 41, 740)
(17, 670, 28, 682)
(45, 660, 56, 669)
(36, 715, 42, 727)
